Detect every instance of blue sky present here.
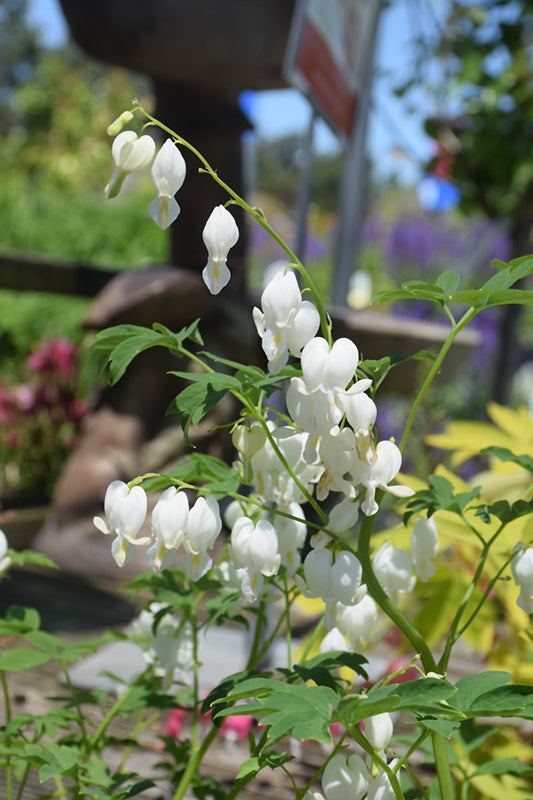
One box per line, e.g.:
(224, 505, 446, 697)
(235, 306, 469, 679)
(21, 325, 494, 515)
(27, 0, 435, 185)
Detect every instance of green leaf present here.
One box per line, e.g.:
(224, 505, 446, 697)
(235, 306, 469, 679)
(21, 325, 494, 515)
(436, 270, 461, 295)
(404, 475, 480, 522)
(359, 351, 435, 393)
(419, 719, 460, 737)
(332, 688, 401, 726)
(0, 605, 41, 635)
(452, 671, 512, 711)
(474, 498, 532, 525)
(92, 320, 203, 385)
(0, 648, 51, 670)
(287, 651, 369, 690)
(454, 719, 499, 754)
(481, 446, 533, 473)
(168, 373, 240, 444)
(212, 677, 337, 744)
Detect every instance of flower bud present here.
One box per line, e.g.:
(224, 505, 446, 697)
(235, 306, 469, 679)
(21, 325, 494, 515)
(106, 110, 134, 136)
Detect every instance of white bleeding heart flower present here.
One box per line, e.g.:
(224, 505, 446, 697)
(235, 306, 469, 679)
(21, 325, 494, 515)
(322, 752, 370, 800)
(202, 205, 239, 294)
(252, 269, 320, 374)
(229, 517, 281, 602)
(105, 131, 155, 198)
(411, 516, 439, 582)
(373, 542, 415, 600)
(183, 494, 222, 580)
(147, 487, 189, 572)
(94, 480, 149, 567)
(511, 543, 533, 614)
(148, 139, 186, 229)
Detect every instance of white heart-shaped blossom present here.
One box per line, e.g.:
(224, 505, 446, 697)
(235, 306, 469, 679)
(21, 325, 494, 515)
(94, 480, 149, 567)
(328, 498, 359, 534)
(320, 626, 348, 654)
(105, 131, 156, 198)
(271, 502, 307, 574)
(148, 139, 186, 229)
(301, 337, 360, 393)
(365, 712, 394, 753)
(335, 594, 380, 651)
(253, 269, 320, 374)
(147, 487, 189, 572)
(411, 516, 439, 582)
(511, 543, 533, 614)
(297, 548, 366, 628)
(373, 542, 415, 599)
(351, 440, 414, 516)
(366, 761, 399, 800)
(202, 205, 239, 294)
(229, 517, 281, 601)
(183, 495, 222, 580)
(322, 752, 370, 800)
(341, 391, 378, 466)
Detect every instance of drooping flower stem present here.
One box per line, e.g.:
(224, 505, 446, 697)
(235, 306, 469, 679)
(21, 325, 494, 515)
(133, 103, 332, 346)
(399, 305, 478, 452)
(357, 507, 437, 674)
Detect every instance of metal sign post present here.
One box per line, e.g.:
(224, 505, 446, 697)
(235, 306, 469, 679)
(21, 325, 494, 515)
(284, 0, 383, 305)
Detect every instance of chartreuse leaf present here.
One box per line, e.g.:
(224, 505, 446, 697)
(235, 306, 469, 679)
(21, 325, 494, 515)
(234, 751, 293, 786)
(472, 758, 533, 777)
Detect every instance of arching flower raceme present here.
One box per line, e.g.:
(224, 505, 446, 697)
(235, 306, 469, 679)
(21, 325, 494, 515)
(183, 494, 222, 580)
(373, 542, 415, 600)
(147, 487, 189, 572)
(229, 517, 281, 602)
(322, 752, 370, 800)
(252, 269, 320, 374)
(148, 139, 186, 229)
(511, 543, 533, 614)
(94, 480, 149, 567)
(105, 131, 156, 198)
(202, 205, 239, 294)
(411, 516, 439, 582)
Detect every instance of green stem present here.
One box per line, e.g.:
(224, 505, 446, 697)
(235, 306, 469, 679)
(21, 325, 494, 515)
(1, 670, 12, 800)
(399, 306, 477, 452)
(61, 664, 89, 754)
(358, 510, 437, 673)
(89, 682, 138, 750)
(351, 726, 405, 800)
(134, 104, 332, 344)
(171, 725, 219, 800)
(246, 600, 266, 669)
(432, 732, 455, 800)
(438, 523, 505, 673)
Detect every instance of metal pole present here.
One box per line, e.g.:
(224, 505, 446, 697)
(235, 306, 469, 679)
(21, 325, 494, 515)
(294, 108, 317, 262)
(331, 0, 383, 307)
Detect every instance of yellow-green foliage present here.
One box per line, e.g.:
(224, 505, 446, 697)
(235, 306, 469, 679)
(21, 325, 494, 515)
(381, 403, 533, 681)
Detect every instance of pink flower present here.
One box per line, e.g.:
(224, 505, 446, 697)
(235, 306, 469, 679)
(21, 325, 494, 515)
(219, 714, 254, 741)
(27, 338, 77, 381)
(164, 708, 187, 740)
